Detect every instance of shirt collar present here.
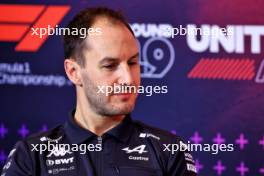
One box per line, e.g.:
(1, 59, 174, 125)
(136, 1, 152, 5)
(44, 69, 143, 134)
(64, 109, 134, 144)
(106, 113, 134, 143)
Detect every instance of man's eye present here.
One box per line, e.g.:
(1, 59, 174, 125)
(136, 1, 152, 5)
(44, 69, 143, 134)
(103, 64, 117, 69)
(128, 61, 138, 65)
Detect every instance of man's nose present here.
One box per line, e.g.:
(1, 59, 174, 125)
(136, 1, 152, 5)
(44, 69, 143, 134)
(117, 64, 133, 85)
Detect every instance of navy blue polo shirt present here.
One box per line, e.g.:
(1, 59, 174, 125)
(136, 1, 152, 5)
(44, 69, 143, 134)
(1, 111, 197, 176)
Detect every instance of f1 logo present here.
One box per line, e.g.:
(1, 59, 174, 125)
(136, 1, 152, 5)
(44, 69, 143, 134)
(0, 4, 70, 52)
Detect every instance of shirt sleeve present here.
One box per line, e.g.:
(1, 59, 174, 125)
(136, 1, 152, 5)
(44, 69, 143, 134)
(1, 141, 33, 176)
(166, 138, 198, 176)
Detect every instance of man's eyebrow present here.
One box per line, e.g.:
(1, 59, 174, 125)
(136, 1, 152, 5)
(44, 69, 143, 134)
(128, 53, 139, 60)
(99, 52, 139, 64)
(99, 57, 119, 65)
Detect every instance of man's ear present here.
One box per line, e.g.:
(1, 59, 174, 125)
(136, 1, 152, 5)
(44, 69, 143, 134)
(64, 58, 82, 86)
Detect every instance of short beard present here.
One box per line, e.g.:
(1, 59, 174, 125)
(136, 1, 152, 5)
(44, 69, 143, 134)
(82, 73, 135, 117)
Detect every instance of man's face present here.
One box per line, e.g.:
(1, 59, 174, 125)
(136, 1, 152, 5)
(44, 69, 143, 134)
(79, 18, 140, 116)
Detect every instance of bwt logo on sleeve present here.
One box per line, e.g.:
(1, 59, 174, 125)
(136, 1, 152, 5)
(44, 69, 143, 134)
(0, 4, 70, 52)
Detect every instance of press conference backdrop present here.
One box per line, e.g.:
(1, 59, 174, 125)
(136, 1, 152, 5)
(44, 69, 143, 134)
(0, 0, 264, 175)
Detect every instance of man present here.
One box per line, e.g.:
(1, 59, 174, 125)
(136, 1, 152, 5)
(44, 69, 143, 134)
(1, 7, 197, 176)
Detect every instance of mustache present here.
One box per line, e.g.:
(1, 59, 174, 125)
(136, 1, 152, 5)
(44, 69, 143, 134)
(114, 84, 135, 90)
(112, 84, 138, 94)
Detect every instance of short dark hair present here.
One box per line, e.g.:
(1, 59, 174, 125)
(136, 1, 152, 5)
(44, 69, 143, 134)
(63, 7, 134, 67)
